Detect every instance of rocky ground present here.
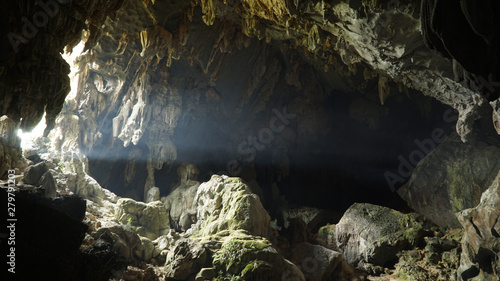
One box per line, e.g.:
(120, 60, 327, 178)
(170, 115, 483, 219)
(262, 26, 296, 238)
(3, 141, 495, 281)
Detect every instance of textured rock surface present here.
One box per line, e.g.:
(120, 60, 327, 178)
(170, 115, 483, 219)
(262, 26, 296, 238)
(114, 198, 170, 240)
(0, 0, 125, 132)
(317, 224, 338, 252)
(335, 203, 426, 272)
(457, 171, 500, 281)
(188, 175, 270, 238)
(393, 230, 462, 281)
(290, 242, 364, 281)
(210, 231, 299, 281)
(93, 225, 142, 261)
(23, 161, 49, 185)
(146, 186, 160, 203)
(398, 132, 500, 227)
(164, 238, 208, 280)
(15, 0, 467, 212)
(161, 163, 200, 231)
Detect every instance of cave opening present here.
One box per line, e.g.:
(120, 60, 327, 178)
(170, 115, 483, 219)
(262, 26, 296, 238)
(4, 0, 500, 279)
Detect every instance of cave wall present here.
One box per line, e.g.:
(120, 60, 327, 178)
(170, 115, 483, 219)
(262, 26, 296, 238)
(2, 0, 500, 213)
(32, 0, 450, 212)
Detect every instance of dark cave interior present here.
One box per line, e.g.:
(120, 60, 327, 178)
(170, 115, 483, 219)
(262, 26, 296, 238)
(2, 0, 500, 280)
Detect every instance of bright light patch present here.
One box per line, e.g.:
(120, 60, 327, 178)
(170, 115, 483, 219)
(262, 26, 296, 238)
(62, 41, 87, 100)
(18, 41, 87, 150)
(18, 112, 47, 149)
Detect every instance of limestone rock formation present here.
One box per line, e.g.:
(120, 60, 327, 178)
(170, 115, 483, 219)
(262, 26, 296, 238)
(398, 132, 500, 227)
(114, 198, 170, 240)
(93, 225, 142, 261)
(23, 161, 49, 185)
(209, 230, 301, 281)
(317, 224, 338, 252)
(290, 242, 364, 281)
(335, 203, 427, 273)
(393, 231, 462, 281)
(146, 186, 160, 203)
(164, 238, 208, 280)
(0, 116, 26, 178)
(188, 175, 270, 238)
(457, 171, 500, 281)
(161, 163, 200, 232)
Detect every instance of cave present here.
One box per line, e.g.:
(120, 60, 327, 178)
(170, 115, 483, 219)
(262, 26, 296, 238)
(1, 0, 500, 280)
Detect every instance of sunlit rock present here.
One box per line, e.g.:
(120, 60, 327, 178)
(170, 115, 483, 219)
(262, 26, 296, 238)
(115, 198, 170, 240)
(164, 238, 208, 280)
(146, 186, 160, 203)
(188, 175, 270, 238)
(162, 163, 200, 231)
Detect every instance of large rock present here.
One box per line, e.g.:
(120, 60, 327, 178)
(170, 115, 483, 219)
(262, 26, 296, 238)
(398, 133, 500, 227)
(161, 163, 200, 231)
(187, 175, 270, 238)
(115, 198, 170, 240)
(93, 225, 142, 261)
(289, 242, 364, 281)
(457, 171, 500, 281)
(0, 116, 26, 179)
(317, 224, 338, 252)
(57, 152, 119, 203)
(335, 203, 426, 272)
(146, 186, 160, 203)
(211, 231, 302, 281)
(282, 207, 340, 232)
(39, 171, 57, 198)
(165, 238, 208, 280)
(23, 161, 49, 185)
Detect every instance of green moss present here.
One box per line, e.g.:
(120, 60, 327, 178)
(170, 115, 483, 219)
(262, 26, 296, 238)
(397, 272, 408, 280)
(447, 164, 477, 213)
(399, 213, 422, 246)
(213, 236, 271, 276)
(214, 272, 243, 281)
(241, 260, 266, 276)
(318, 224, 334, 236)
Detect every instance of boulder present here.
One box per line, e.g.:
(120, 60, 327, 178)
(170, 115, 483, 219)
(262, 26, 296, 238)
(162, 163, 200, 231)
(398, 133, 500, 227)
(211, 231, 296, 281)
(335, 203, 426, 271)
(23, 161, 49, 185)
(393, 231, 462, 281)
(289, 242, 364, 281)
(146, 186, 160, 203)
(282, 207, 340, 232)
(457, 171, 500, 281)
(57, 152, 118, 203)
(187, 175, 270, 238)
(317, 224, 338, 251)
(162, 182, 199, 232)
(153, 229, 181, 252)
(165, 238, 208, 280)
(93, 225, 142, 260)
(39, 171, 57, 198)
(115, 198, 170, 240)
(0, 115, 18, 145)
(137, 236, 156, 262)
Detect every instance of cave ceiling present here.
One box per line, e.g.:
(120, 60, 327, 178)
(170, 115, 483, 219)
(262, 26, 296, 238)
(1, 0, 500, 207)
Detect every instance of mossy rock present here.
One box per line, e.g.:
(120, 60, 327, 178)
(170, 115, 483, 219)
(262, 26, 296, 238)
(211, 233, 284, 281)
